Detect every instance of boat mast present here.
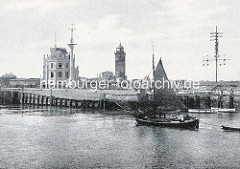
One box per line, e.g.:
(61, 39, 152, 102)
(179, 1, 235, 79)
(152, 42, 155, 101)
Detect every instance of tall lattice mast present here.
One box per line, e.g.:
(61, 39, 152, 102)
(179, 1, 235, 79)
(203, 26, 229, 83)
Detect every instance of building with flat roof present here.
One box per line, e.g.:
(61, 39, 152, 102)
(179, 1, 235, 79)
(9, 78, 40, 88)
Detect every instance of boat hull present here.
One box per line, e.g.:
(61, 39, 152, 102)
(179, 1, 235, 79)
(211, 108, 236, 113)
(188, 109, 218, 114)
(221, 125, 240, 132)
(136, 118, 199, 129)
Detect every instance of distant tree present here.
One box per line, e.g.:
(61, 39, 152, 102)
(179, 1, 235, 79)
(0, 73, 17, 87)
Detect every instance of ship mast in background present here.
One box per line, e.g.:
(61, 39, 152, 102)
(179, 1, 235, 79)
(152, 42, 155, 101)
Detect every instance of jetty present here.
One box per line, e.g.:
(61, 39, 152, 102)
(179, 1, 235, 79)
(0, 88, 139, 111)
(177, 91, 237, 110)
(0, 86, 239, 111)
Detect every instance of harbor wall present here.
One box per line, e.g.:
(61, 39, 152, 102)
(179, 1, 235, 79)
(0, 89, 138, 111)
(0, 88, 239, 111)
(178, 94, 238, 110)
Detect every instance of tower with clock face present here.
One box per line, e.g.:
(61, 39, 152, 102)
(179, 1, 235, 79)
(114, 43, 126, 80)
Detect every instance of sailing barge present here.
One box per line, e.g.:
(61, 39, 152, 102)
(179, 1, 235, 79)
(136, 115, 199, 129)
(135, 50, 199, 129)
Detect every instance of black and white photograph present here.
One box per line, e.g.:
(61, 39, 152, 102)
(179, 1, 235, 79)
(0, 0, 240, 168)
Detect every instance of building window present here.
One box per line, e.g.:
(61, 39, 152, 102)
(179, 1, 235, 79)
(51, 72, 54, 78)
(65, 72, 69, 78)
(66, 63, 68, 68)
(58, 63, 62, 68)
(51, 63, 54, 69)
(58, 72, 62, 78)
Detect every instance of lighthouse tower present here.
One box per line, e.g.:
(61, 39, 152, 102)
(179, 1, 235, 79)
(114, 43, 126, 80)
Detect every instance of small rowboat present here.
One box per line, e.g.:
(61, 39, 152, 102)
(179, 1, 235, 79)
(221, 125, 240, 132)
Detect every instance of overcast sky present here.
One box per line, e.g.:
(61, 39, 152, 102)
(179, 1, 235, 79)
(0, 0, 240, 81)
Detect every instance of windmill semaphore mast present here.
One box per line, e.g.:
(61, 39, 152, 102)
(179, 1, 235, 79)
(68, 24, 77, 81)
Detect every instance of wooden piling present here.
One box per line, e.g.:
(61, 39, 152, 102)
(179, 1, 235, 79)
(45, 96, 48, 106)
(24, 93, 28, 104)
(40, 95, 43, 105)
(20, 93, 23, 105)
(194, 95, 200, 109)
(69, 99, 72, 108)
(37, 95, 40, 105)
(205, 96, 211, 109)
(32, 94, 35, 105)
(64, 99, 67, 107)
(218, 95, 223, 108)
(229, 95, 234, 108)
(103, 94, 106, 111)
(0, 91, 2, 104)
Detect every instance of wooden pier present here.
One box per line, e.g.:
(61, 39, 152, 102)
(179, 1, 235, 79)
(178, 93, 236, 109)
(0, 88, 239, 111)
(0, 88, 138, 111)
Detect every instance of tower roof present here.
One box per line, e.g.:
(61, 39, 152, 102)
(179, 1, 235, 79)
(116, 43, 124, 51)
(50, 47, 68, 58)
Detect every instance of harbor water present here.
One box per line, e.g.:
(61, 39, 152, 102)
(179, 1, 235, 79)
(0, 106, 240, 168)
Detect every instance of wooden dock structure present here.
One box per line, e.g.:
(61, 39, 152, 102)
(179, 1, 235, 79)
(0, 88, 239, 111)
(0, 88, 139, 111)
(178, 92, 236, 109)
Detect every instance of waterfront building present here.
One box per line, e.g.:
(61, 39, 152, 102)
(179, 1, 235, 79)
(99, 71, 115, 81)
(115, 43, 126, 80)
(43, 25, 79, 87)
(9, 78, 40, 88)
(42, 47, 79, 87)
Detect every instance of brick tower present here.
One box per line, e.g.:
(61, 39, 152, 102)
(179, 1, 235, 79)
(114, 43, 126, 80)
